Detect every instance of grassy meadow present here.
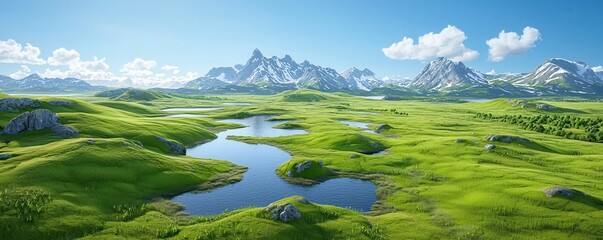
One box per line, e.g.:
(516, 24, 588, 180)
(0, 89, 602, 239)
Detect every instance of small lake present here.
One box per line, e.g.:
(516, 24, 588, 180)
(172, 115, 377, 215)
(339, 120, 378, 134)
(161, 107, 222, 112)
(361, 96, 385, 100)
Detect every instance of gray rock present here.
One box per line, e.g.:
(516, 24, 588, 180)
(375, 124, 392, 133)
(543, 186, 584, 198)
(297, 197, 309, 204)
(1, 109, 78, 138)
(0, 153, 11, 160)
(536, 104, 556, 111)
(455, 138, 464, 143)
(0, 98, 40, 112)
(266, 202, 301, 222)
(485, 144, 496, 150)
(295, 160, 313, 173)
(484, 135, 529, 143)
(349, 154, 360, 158)
(286, 170, 293, 177)
(86, 139, 96, 144)
(48, 100, 73, 106)
(155, 136, 186, 155)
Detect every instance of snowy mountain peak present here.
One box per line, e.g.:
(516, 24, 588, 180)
(511, 58, 602, 93)
(409, 57, 486, 91)
(341, 67, 384, 91)
(252, 48, 263, 58)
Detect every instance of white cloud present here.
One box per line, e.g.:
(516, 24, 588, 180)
(592, 66, 603, 72)
(48, 48, 80, 66)
(0, 39, 45, 64)
(486, 70, 496, 75)
(382, 25, 479, 62)
(161, 65, 180, 74)
(9, 65, 32, 79)
(486, 26, 541, 62)
(120, 58, 157, 76)
(42, 56, 113, 80)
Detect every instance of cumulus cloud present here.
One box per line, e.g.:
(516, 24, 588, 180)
(0, 39, 45, 64)
(42, 56, 113, 80)
(382, 25, 479, 62)
(120, 58, 157, 76)
(161, 65, 180, 74)
(592, 66, 603, 72)
(48, 48, 80, 66)
(486, 26, 541, 62)
(9, 65, 32, 79)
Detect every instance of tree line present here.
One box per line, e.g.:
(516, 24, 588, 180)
(475, 113, 603, 143)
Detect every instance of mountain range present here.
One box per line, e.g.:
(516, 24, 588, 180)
(1, 49, 602, 97)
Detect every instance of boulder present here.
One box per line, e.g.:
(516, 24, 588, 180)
(536, 104, 556, 111)
(485, 144, 496, 150)
(295, 160, 313, 173)
(155, 136, 186, 155)
(374, 124, 392, 133)
(455, 138, 464, 143)
(0, 153, 11, 160)
(483, 135, 529, 143)
(297, 197, 309, 204)
(349, 154, 360, 158)
(86, 139, 96, 144)
(0, 98, 39, 112)
(543, 186, 584, 198)
(48, 100, 73, 106)
(1, 109, 79, 138)
(265, 202, 301, 222)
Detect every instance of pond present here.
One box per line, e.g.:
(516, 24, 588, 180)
(171, 115, 377, 216)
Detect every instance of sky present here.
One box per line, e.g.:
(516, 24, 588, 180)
(1, 0, 602, 83)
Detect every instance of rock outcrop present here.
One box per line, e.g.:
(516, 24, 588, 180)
(265, 202, 302, 222)
(0, 98, 40, 112)
(484, 135, 530, 143)
(543, 186, 584, 198)
(1, 109, 79, 138)
(0, 153, 11, 160)
(155, 136, 186, 155)
(485, 144, 496, 150)
(536, 104, 556, 111)
(48, 100, 73, 106)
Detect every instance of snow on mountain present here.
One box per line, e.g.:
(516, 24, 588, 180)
(593, 66, 603, 81)
(185, 49, 351, 91)
(0, 74, 99, 92)
(409, 57, 487, 91)
(341, 67, 384, 91)
(511, 58, 603, 94)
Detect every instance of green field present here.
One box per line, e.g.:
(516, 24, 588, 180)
(1, 89, 602, 239)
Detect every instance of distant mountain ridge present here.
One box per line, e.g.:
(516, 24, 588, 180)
(1, 49, 602, 97)
(0, 74, 104, 92)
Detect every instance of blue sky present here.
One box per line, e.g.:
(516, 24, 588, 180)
(1, 0, 602, 81)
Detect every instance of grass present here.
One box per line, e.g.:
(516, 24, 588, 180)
(1, 89, 602, 239)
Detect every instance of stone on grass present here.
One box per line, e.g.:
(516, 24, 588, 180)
(485, 144, 496, 150)
(48, 100, 73, 106)
(536, 104, 556, 111)
(295, 160, 313, 173)
(155, 136, 186, 155)
(265, 202, 301, 222)
(86, 139, 96, 144)
(0, 153, 12, 160)
(297, 197, 309, 204)
(543, 186, 584, 198)
(483, 135, 529, 143)
(1, 109, 79, 138)
(0, 98, 39, 112)
(375, 124, 392, 133)
(455, 138, 464, 143)
(349, 154, 360, 158)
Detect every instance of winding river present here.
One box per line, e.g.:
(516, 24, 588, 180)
(171, 115, 377, 216)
